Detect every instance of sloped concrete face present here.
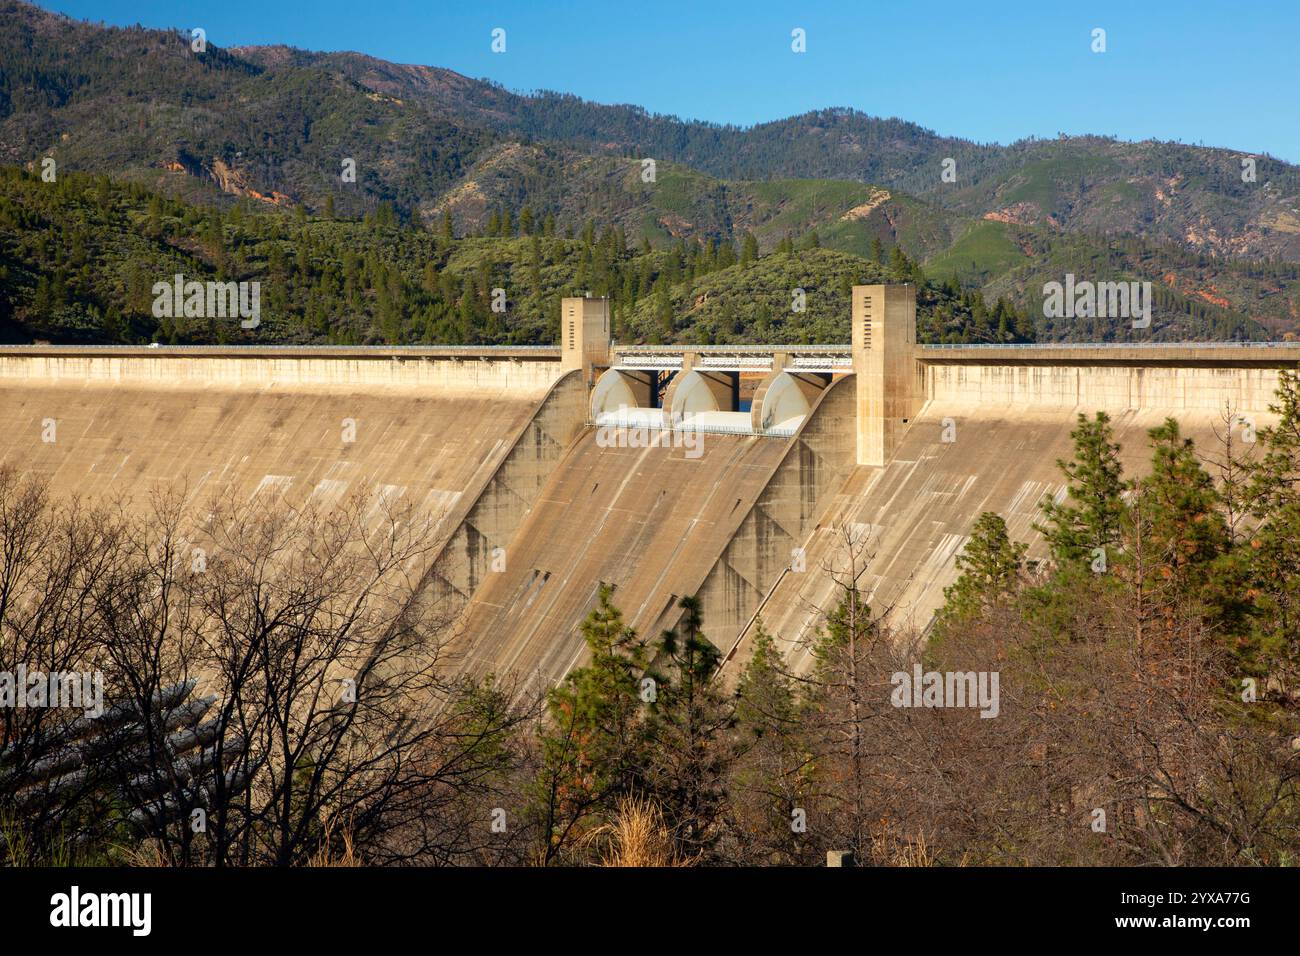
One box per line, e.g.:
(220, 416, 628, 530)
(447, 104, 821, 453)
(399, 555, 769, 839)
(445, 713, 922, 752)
(698, 375, 857, 658)
(449, 426, 793, 686)
(419, 370, 590, 609)
(716, 399, 1280, 683)
(0, 354, 577, 624)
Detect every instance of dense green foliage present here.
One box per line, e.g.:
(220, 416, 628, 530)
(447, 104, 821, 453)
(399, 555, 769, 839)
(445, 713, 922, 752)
(1035, 412, 1131, 568)
(0, 165, 1033, 346)
(932, 512, 1027, 641)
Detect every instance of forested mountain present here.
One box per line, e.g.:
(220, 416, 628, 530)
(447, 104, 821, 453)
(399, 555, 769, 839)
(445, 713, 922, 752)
(2, 0, 1298, 341)
(251, 42, 1300, 264)
(0, 165, 1034, 346)
(224, 41, 1300, 253)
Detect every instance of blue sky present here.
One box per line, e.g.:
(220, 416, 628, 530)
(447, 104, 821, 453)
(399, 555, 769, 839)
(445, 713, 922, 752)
(40, 0, 1300, 162)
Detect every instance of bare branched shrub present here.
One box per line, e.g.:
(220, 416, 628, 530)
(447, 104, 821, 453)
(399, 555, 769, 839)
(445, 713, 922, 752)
(2, 472, 541, 866)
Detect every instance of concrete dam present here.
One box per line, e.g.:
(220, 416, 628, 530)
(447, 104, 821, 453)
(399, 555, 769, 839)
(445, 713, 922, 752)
(2, 285, 1296, 685)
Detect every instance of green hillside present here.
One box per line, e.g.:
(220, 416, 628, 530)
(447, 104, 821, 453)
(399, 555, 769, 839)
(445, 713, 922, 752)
(0, 165, 1031, 347)
(618, 246, 1034, 345)
(924, 220, 1031, 285)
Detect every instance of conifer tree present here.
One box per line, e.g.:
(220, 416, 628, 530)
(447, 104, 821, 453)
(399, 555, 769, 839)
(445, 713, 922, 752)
(1242, 370, 1300, 677)
(870, 236, 885, 264)
(730, 621, 812, 864)
(644, 596, 732, 859)
(1036, 412, 1130, 567)
(1130, 418, 1228, 595)
(533, 585, 650, 864)
(934, 512, 1026, 635)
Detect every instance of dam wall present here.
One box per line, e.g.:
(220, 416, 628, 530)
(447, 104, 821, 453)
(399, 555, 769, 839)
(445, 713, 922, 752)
(4, 291, 1297, 690)
(694, 375, 858, 656)
(421, 369, 590, 608)
(922, 361, 1284, 412)
(446, 373, 860, 682)
(715, 357, 1289, 682)
(448, 427, 795, 684)
(0, 348, 573, 613)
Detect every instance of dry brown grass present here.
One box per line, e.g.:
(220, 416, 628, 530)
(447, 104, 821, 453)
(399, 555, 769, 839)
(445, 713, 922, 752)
(588, 797, 698, 867)
(869, 827, 968, 867)
(115, 839, 171, 867)
(308, 817, 362, 867)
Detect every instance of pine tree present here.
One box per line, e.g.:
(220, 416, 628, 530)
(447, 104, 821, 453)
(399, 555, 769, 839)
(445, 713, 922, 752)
(729, 620, 811, 864)
(1112, 420, 1233, 660)
(533, 585, 650, 864)
(655, 285, 674, 340)
(934, 512, 1026, 634)
(1241, 370, 1300, 676)
(888, 245, 909, 279)
(644, 596, 732, 859)
(145, 195, 164, 239)
(1036, 412, 1130, 567)
(1131, 419, 1228, 590)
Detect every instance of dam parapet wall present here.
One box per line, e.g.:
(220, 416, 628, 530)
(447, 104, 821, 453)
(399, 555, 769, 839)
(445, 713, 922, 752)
(0, 346, 565, 395)
(920, 360, 1288, 414)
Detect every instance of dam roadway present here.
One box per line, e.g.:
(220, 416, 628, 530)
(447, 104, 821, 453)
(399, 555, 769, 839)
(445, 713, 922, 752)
(2, 290, 1297, 685)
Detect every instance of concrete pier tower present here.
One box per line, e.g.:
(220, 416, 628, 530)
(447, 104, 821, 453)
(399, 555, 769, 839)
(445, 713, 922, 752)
(852, 284, 919, 466)
(560, 295, 611, 387)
